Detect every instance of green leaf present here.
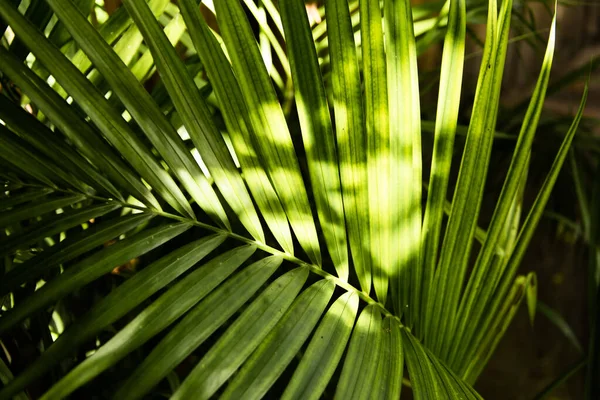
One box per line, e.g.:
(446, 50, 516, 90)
(0, 95, 122, 200)
(448, 5, 557, 366)
(0, 193, 85, 229)
(0, 235, 224, 400)
(0, 213, 153, 296)
(384, 0, 422, 324)
(0, 187, 54, 211)
(0, 2, 193, 218)
(171, 267, 309, 400)
(324, 0, 370, 292)
(427, 0, 510, 355)
(46, 0, 228, 224)
(373, 316, 404, 399)
(38, 244, 255, 400)
(214, 0, 321, 265)
(361, 0, 390, 304)
(114, 255, 282, 400)
(421, 0, 466, 339)
(526, 272, 537, 326)
(125, 0, 264, 242)
(457, 78, 588, 380)
(282, 291, 359, 400)
(537, 301, 583, 353)
(0, 45, 159, 211)
(334, 304, 382, 399)
(280, 0, 348, 281)
(0, 222, 190, 335)
(0, 202, 120, 256)
(222, 279, 335, 400)
(178, 0, 293, 254)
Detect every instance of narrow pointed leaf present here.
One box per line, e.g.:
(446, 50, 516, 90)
(334, 304, 382, 399)
(0, 235, 224, 400)
(172, 268, 309, 400)
(179, 0, 293, 253)
(222, 279, 335, 400)
(115, 255, 282, 400)
(0, 222, 190, 335)
(46, 0, 229, 224)
(0, 213, 153, 296)
(0, 95, 122, 200)
(214, 0, 321, 264)
(325, 0, 370, 292)
(0, 194, 85, 229)
(282, 291, 359, 400)
(384, 0, 423, 324)
(373, 316, 404, 399)
(125, 0, 264, 241)
(361, 0, 390, 304)
(280, 0, 348, 280)
(0, 188, 54, 211)
(0, 45, 159, 210)
(0, 2, 193, 218)
(38, 244, 255, 400)
(421, 0, 466, 338)
(450, 9, 557, 364)
(0, 202, 120, 256)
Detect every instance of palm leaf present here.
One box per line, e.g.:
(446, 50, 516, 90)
(0, 0, 587, 399)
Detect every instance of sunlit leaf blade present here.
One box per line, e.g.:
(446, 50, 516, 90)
(421, 0, 466, 339)
(462, 274, 528, 382)
(46, 0, 230, 224)
(222, 279, 334, 399)
(0, 235, 224, 400)
(282, 291, 359, 400)
(0, 95, 122, 200)
(280, 0, 348, 280)
(334, 304, 381, 399)
(0, 188, 54, 211)
(403, 329, 481, 399)
(384, 0, 422, 324)
(373, 316, 404, 399)
(127, 9, 186, 84)
(178, 0, 293, 254)
(0, 222, 190, 336)
(0, 45, 159, 210)
(0, 213, 153, 296)
(124, 0, 264, 242)
(214, 0, 321, 265)
(428, 0, 509, 354)
(526, 272, 537, 326)
(0, 202, 120, 256)
(361, 0, 390, 304)
(172, 268, 309, 400)
(461, 83, 588, 380)
(325, 0, 370, 292)
(0, 193, 85, 229)
(449, 7, 557, 365)
(38, 244, 255, 400)
(115, 255, 282, 400)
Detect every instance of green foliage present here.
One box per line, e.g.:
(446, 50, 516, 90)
(0, 0, 588, 398)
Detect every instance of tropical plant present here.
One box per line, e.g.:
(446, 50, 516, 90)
(0, 0, 588, 398)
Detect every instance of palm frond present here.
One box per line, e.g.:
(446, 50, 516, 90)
(0, 0, 588, 398)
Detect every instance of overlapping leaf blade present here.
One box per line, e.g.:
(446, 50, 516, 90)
(124, 0, 264, 242)
(280, 0, 348, 281)
(38, 244, 256, 399)
(178, 0, 293, 254)
(214, 0, 321, 265)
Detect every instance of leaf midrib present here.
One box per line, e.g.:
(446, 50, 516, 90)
(19, 182, 399, 324)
